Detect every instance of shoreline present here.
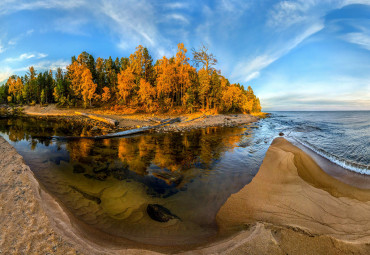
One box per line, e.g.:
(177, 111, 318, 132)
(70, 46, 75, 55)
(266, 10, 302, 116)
(289, 137, 370, 189)
(2, 104, 263, 133)
(1, 135, 370, 253)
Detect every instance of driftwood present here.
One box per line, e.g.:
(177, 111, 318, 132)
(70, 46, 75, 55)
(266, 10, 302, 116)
(182, 114, 207, 123)
(148, 117, 173, 124)
(52, 117, 181, 140)
(75, 112, 119, 127)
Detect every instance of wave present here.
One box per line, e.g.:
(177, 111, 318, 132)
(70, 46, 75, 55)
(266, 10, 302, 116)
(292, 137, 370, 175)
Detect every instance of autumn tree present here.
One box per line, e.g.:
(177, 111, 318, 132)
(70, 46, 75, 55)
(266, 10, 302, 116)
(192, 44, 217, 72)
(155, 56, 176, 108)
(198, 68, 210, 109)
(67, 59, 85, 101)
(221, 85, 244, 112)
(174, 43, 195, 106)
(81, 68, 97, 107)
(101, 87, 111, 103)
(7, 76, 23, 103)
(117, 67, 136, 104)
(138, 78, 156, 111)
(67, 53, 97, 106)
(2, 43, 262, 113)
(129, 45, 155, 85)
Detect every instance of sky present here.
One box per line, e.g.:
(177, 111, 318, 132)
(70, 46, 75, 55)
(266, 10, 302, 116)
(0, 0, 370, 111)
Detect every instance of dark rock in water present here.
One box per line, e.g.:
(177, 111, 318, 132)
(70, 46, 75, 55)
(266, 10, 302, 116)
(279, 132, 284, 136)
(93, 164, 109, 174)
(73, 164, 85, 173)
(152, 172, 183, 186)
(147, 204, 180, 222)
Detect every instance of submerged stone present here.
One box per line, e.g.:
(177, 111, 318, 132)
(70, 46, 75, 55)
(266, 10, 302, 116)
(73, 164, 86, 173)
(147, 204, 180, 222)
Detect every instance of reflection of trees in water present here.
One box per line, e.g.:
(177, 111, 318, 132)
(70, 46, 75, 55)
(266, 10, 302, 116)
(66, 127, 244, 182)
(0, 117, 89, 147)
(0, 117, 246, 185)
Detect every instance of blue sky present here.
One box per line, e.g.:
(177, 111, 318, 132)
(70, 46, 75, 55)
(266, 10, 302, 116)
(0, 0, 369, 110)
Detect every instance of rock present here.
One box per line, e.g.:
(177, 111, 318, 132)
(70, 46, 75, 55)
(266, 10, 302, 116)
(279, 132, 284, 136)
(147, 204, 181, 222)
(73, 164, 85, 173)
(152, 172, 183, 186)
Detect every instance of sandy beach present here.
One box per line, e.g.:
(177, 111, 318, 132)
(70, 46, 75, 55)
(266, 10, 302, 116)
(1, 135, 370, 254)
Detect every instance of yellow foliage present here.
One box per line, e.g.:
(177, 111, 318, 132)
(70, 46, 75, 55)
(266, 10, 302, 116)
(101, 87, 111, 103)
(117, 67, 136, 104)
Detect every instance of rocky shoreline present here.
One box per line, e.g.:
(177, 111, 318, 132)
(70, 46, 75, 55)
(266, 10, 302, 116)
(1, 104, 263, 134)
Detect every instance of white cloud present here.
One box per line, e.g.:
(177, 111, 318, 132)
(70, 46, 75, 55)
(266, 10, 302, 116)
(31, 59, 69, 71)
(342, 25, 370, 51)
(0, 69, 12, 83)
(0, 0, 86, 15)
(244, 72, 260, 82)
(167, 14, 189, 24)
(5, 52, 48, 62)
(164, 2, 189, 10)
(0, 42, 4, 54)
(99, 0, 157, 47)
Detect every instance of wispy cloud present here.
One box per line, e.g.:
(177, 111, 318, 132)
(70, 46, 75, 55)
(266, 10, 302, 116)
(164, 2, 189, 10)
(232, 23, 323, 82)
(0, 0, 86, 15)
(342, 26, 370, 51)
(166, 14, 189, 24)
(8, 29, 34, 45)
(100, 0, 157, 47)
(5, 52, 47, 62)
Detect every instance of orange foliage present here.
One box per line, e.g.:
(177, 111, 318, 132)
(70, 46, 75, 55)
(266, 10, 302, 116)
(101, 87, 111, 102)
(81, 68, 97, 107)
(117, 67, 136, 104)
(138, 78, 155, 110)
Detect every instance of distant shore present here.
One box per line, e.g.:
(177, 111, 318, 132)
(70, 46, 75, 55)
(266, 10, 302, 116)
(1, 136, 370, 254)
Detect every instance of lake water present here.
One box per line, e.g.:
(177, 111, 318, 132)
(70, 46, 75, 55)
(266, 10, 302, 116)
(269, 111, 370, 174)
(0, 116, 273, 245)
(0, 111, 368, 245)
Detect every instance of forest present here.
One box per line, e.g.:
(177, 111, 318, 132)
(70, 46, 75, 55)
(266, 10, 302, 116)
(0, 43, 261, 113)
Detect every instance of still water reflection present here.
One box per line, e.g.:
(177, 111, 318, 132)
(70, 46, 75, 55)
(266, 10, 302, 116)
(0, 117, 273, 245)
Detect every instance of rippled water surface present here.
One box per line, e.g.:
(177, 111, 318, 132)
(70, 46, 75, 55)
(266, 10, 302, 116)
(270, 111, 370, 174)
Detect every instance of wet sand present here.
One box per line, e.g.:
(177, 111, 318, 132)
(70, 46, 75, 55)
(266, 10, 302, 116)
(1, 136, 370, 254)
(211, 137, 370, 254)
